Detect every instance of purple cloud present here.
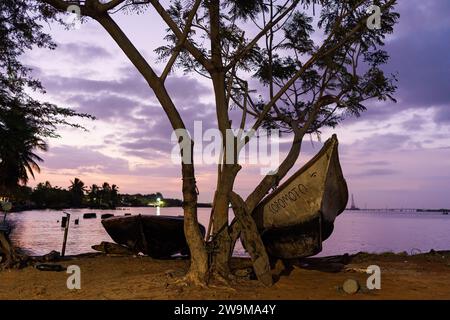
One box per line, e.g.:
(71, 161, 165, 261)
(42, 145, 130, 174)
(57, 42, 112, 60)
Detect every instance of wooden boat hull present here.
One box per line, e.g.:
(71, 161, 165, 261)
(101, 215, 206, 258)
(253, 134, 348, 259)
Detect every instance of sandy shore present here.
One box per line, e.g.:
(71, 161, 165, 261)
(1, 251, 449, 300)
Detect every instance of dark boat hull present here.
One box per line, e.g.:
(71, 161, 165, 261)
(101, 215, 206, 258)
(260, 215, 323, 259)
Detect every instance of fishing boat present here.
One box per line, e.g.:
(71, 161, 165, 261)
(101, 215, 206, 258)
(252, 134, 348, 259)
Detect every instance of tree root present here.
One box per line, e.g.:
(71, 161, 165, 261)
(0, 253, 30, 271)
(166, 270, 239, 292)
(0, 232, 30, 271)
(209, 271, 231, 286)
(167, 271, 209, 289)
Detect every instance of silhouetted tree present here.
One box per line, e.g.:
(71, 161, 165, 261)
(86, 182, 119, 209)
(0, 106, 48, 195)
(110, 184, 119, 208)
(88, 184, 100, 208)
(69, 178, 86, 207)
(0, 0, 94, 199)
(30, 181, 70, 208)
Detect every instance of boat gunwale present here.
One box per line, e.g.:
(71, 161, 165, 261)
(256, 134, 339, 209)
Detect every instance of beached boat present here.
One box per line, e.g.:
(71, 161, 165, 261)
(252, 134, 348, 259)
(101, 215, 206, 258)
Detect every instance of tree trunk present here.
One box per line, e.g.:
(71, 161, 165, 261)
(209, 0, 236, 278)
(210, 164, 240, 278)
(182, 162, 209, 284)
(229, 192, 273, 286)
(0, 231, 20, 269)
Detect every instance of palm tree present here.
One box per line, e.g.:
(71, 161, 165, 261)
(101, 182, 111, 208)
(0, 106, 48, 196)
(111, 184, 119, 208)
(69, 178, 86, 208)
(88, 184, 99, 207)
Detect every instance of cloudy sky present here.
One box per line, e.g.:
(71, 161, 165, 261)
(24, 0, 450, 209)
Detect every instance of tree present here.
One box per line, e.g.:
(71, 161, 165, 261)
(86, 182, 119, 208)
(69, 178, 86, 207)
(0, 0, 94, 198)
(101, 182, 111, 208)
(40, 0, 399, 286)
(31, 181, 71, 208)
(88, 184, 100, 207)
(110, 184, 119, 208)
(0, 105, 48, 194)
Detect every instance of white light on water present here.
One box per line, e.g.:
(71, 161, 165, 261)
(156, 206, 161, 216)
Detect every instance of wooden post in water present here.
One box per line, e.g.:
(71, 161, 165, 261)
(61, 216, 68, 228)
(61, 212, 71, 257)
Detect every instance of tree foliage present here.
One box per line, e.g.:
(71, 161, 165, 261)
(155, 0, 399, 136)
(0, 0, 94, 194)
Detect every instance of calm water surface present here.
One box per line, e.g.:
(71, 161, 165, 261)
(6, 208, 450, 257)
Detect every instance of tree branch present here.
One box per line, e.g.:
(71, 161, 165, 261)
(148, 0, 213, 72)
(98, 0, 128, 12)
(225, 0, 300, 72)
(160, 0, 202, 82)
(41, 0, 83, 12)
(249, 0, 396, 134)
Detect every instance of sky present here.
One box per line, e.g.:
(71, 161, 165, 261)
(23, 0, 450, 209)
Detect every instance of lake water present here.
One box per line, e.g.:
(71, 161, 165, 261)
(5, 208, 450, 257)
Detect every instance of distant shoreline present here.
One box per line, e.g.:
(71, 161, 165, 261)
(9, 206, 449, 214)
(8, 203, 213, 213)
